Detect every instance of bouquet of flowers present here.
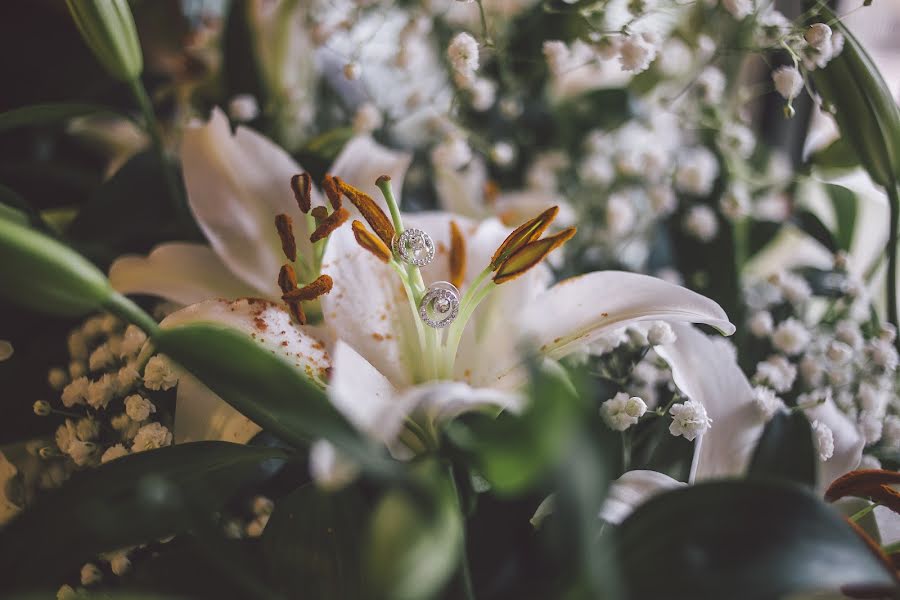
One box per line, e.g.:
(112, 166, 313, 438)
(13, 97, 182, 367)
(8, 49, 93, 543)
(1, 0, 899, 598)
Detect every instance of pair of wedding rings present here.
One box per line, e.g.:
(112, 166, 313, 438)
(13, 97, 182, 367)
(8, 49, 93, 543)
(392, 228, 460, 329)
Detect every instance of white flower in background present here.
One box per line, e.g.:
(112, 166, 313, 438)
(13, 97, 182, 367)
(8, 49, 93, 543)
(618, 32, 658, 73)
(675, 147, 719, 195)
(352, 103, 383, 133)
(100, 444, 129, 463)
(227, 94, 260, 122)
(648, 322, 676, 346)
(448, 32, 479, 76)
(771, 318, 811, 355)
(835, 320, 863, 350)
(751, 386, 785, 420)
(117, 110, 735, 484)
(811, 419, 834, 461)
(648, 185, 677, 216)
(431, 136, 473, 170)
(606, 192, 637, 237)
(867, 338, 899, 371)
(753, 355, 796, 393)
(542, 40, 568, 75)
(683, 205, 719, 242)
(490, 141, 516, 166)
(124, 394, 156, 422)
(601, 392, 647, 431)
(658, 38, 692, 76)
(859, 412, 883, 445)
(719, 183, 750, 220)
(470, 77, 497, 111)
(749, 311, 774, 337)
(777, 272, 812, 305)
(721, 0, 754, 20)
(61, 377, 90, 408)
(805, 23, 832, 49)
(695, 67, 726, 104)
(669, 399, 712, 441)
(773, 66, 804, 100)
(80, 563, 102, 586)
(884, 415, 900, 450)
(825, 340, 853, 366)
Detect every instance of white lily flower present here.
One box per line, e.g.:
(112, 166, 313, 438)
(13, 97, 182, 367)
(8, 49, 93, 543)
(600, 324, 864, 525)
(111, 109, 734, 485)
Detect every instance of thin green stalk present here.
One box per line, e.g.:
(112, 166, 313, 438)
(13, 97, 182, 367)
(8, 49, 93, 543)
(104, 293, 159, 337)
(127, 77, 187, 229)
(849, 502, 879, 523)
(887, 184, 899, 349)
(448, 466, 476, 600)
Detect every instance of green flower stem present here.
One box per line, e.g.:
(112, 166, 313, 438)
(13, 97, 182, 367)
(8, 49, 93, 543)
(127, 77, 187, 230)
(887, 184, 899, 349)
(442, 274, 496, 378)
(103, 292, 159, 337)
(849, 502, 879, 523)
(447, 465, 476, 600)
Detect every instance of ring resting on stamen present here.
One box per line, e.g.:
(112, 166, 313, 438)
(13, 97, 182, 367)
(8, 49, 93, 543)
(393, 228, 435, 267)
(419, 281, 460, 328)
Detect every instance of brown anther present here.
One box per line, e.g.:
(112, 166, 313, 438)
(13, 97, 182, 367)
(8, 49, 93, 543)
(310, 207, 350, 243)
(825, 469, 900, 504)
(274, 214, 297, 262)
(494, 227, 576, 285)
(490, 206, 560, 270)
(322, 175, 343, 210)
(338, 179, 395, 247)
(290, 173, 312, 214)
(282, 274, 334, 302)
(277, 264, 298, 294)
(311, 206, 329, 222)
(449, 220, 466, 289)
(376, 174, 391, 186)
(287, 301, 307, 325)
(352, 220, 392, 263)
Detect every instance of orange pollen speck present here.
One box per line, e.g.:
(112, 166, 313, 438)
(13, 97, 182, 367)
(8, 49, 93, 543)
(310, 207, 350, 243)
(290, 173, 312, 213)
(274, 214, 297, 262)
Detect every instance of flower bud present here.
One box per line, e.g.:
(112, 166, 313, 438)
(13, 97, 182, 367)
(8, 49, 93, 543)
(65, 0, 143, 82)
(33, 400, 51, 416)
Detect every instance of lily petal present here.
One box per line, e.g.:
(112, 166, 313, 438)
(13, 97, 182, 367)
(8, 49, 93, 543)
(600, 470, 685, 524)
(109, 242, 261, 305)
(434, 159, 489, 219)
(182, 108, 318, 299)
(161, 298, 331, 443)
(656, 324, 764, 481)
(329, 135, 412, 212)
(804, 397, 864, 489)
(328, 340, 403, 444)
(400, 381, 524, 427)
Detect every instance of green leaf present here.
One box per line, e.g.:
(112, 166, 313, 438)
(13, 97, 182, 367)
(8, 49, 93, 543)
(792, 209, 838, 253)
(152, 323, 398, 479)
(747, 411, 817, 488)
(0, 217, 114, 316)
(824, 183, 858, 253)
(810, 137, 859, 173)
(444, 366, 580, 494)
(262, 484, 367, 598)
(364, 462, 463, 600)
(0, 442, 289, 589)
(0, 102, 124, 133)
(809, 6, 900, 190)
(614, 480, 896, 599)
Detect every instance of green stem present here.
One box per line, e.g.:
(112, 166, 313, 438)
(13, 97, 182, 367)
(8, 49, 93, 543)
(104, 292, 159, 337)
(883, 540, 900, 556)
(448, 466, 476, 600)
(127, 77, 187, 229)
(887, 184, 899, 350)
(849, 502, 879, 523)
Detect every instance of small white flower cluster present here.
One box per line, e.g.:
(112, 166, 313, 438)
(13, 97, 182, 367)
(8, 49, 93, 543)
(39, 313, 178, 473)
(601, 392, 648, 431)
(746, 267, 900, 466)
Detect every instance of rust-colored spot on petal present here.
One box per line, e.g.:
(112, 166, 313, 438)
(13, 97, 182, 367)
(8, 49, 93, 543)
(826, 469, 900, 503)
(322, 175, 342, 210)
(494, 226, 576, 285)
(339, 180, 395, 247)
(283, 274, 334, 302)
(490, 206, 559, 270)
(310, 207, 350, 243)
(278, 264, 298, 293)
(351, 220, 392, 263)
(449, 220, 466, 289)
(290, 173, 312, 213)
(274, 214, 297, 261)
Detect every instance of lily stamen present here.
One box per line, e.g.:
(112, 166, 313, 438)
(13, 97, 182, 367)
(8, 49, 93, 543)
(274, 214, 297, 262)
(290, 173, 312, 213)
(310, 207, 350, 243)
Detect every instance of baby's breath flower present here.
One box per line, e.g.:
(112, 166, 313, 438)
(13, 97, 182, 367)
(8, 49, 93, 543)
(80, 563, 103, 586)
(683, 205, 719, 242)
(431, 136, 472, 170)
(448, 32, 479, 76)
(721, 0, 754, 20)
(771, 318, 810, 356)
(227, 94, 260, 122)
(131, 422, 173, 452)
(76, 417, 100, 441)
(810, 419, 834, 461)
(751, 386, 785, 421)
(61, 376, 90, 408)
(87, 373, 118, 409)
(48, 367, 69, 391)
(773, 66, 803, 100)
(33, 400, 51, 416)
(88, 343, 117, 372)
(618, 32, 658, 73)
(675, 147, 719, 195)
(749, 311, 774, 338)
(601, 392, 647, 431)
(805, 23, 832, 50)
(124, 394, 156, 422)
(647, 322, 676, 346)
(143, 355, 180, 391)
(669, 399, 711, 441)
(352, 103, 383, 134)
(754, 355, 796, 393)
(101, 444, 129, 463)
(57, 584, 78, 600)
(119, 324, 147, 358)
